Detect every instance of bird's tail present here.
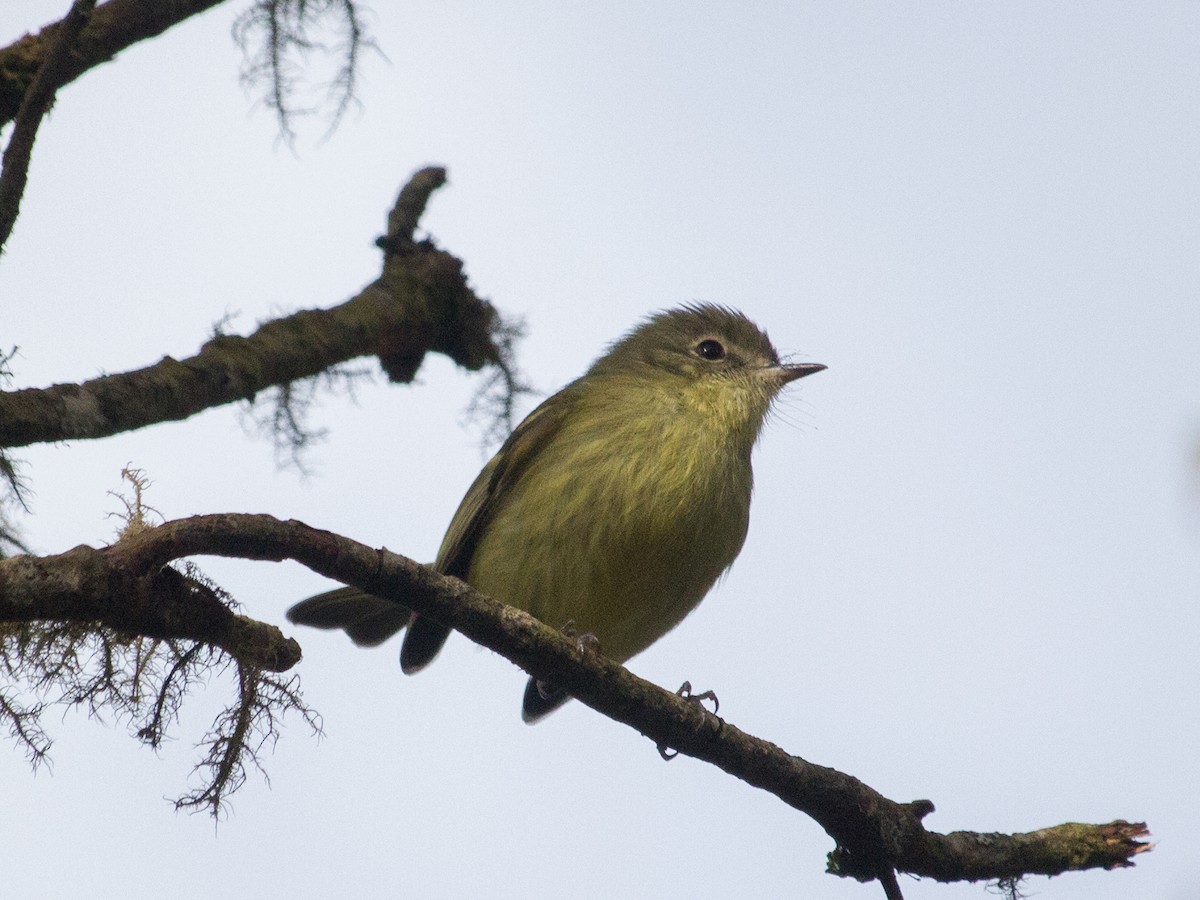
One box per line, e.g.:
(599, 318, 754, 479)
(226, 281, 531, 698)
(521, 676, 571, 723)
(286, 586, 412, 647)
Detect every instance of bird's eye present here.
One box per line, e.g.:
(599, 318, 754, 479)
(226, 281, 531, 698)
(695, 339, 726, 361)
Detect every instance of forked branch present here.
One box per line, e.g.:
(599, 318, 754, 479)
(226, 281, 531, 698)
(0, 513, 1148, 894)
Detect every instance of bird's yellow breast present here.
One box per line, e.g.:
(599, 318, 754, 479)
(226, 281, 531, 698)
(466, 376, 759, 662)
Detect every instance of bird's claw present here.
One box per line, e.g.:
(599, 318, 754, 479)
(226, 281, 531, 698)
(676, 680, 719, 714)
(657, 681, 722, 760)
(559, 620, 601, 656)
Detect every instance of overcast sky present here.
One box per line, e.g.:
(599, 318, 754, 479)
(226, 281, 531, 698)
(2, 3, 1197, 899)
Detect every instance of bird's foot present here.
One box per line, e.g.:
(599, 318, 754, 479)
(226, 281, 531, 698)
(559, 620, 601, 656)
(676, 680, 719, 714)
(658, 681, 723, 761)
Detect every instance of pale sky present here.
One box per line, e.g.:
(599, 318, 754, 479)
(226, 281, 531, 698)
(2, 3, 1197, 899)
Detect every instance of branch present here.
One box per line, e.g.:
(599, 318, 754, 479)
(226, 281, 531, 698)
(4, 512, 1147, 891)
(380, 164, 447, 246)
(0, 166, 509, 448)
(0, 0, 96, 255)
(0, 543, 298, 671)
(0, 0, 229, 130)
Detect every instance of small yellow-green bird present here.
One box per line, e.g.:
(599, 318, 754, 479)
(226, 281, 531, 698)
(287, 304, 824, 721)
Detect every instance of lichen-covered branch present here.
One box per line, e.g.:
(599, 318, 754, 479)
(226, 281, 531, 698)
(175, 662, 319, 816)
(0, 0, 230, 130)
(0, 532, 316, 815)
(0, 166, 510, 449)
(0, 0, 96, 255)
(232, 0, 374, 142)
(2, 512, 1147, 891)
(0, 544, 299, 671)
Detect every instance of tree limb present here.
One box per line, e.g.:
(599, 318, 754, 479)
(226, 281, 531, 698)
(0, 0, 96, 255)
(2, 512, 1149, 892)
(0, 0, 230, 130)
(0, 542, 298, 671)
(0, 166, 507, 448)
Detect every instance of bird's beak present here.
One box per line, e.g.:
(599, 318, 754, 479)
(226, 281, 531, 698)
(777, 362, 827, 384)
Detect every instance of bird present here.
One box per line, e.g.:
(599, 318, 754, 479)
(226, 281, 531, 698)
(287, 303, 824, 721)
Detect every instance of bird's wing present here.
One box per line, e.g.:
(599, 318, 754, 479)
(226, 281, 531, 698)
(400, 386, 577, 673)
(435, 386, 576, 578)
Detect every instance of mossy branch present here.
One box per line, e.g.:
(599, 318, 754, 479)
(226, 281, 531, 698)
(1, 512, 1149, 891)
(0, 0, 230, 130)
(0, 0, 97, 256)
(0, 166, 513, 450)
